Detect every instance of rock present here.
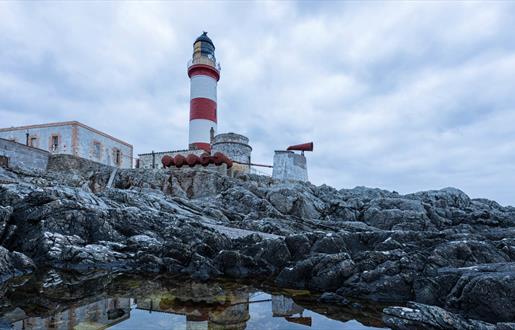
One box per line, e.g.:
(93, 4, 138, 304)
(0, 160, 514, 325)
(440, 263, 515, 322)
(0, 246, 35, 281)
(0, 205, 12, 238)
(127, 234, 162, 252)
(383, 301, 497, 330)
(214, 250, 257, 278)
(362, 198, 432, 231)
(285, 234, 312, 260)
(428, 239, 509, 268)
(276, 252, 355, 291)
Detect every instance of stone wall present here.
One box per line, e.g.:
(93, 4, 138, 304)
(0, 138, 50, 172)
(272, 150, 308, 182)
(174, 163, 228, 176)
(47, 154, 114, 174)
(212, 133, 252, 175)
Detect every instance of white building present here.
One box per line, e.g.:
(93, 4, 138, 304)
(0, 121, 133, 168)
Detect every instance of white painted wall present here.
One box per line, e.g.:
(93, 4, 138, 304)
(0, 125, 73, 154)
(76, 126, 132, 168)
(189, 119, 217, 145)
(272, 151, 308, 182)
(190, 75, 217, 101)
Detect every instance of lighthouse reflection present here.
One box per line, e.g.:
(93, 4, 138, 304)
(134, 282, 309, 330)
(0, 274, 388, 330)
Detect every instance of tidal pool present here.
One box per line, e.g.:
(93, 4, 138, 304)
(0, 271, 390, 329)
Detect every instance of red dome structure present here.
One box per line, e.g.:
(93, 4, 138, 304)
(160, 152, 233, 169)
(213, 152, 224, 165)
(186, 154, 200, 167)
(174, 155, 186, 168)
(200, 153, 211, 166)
(161, 155, 174, 168)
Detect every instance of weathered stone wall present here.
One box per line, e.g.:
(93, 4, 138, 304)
(174, 163, 228, 176)
(212, 133, 252, 175)
(0, 138, 49, 172)
(138, 149, 204, 169)
(272, 150, 308, 182)
(47, 154, 114, 174)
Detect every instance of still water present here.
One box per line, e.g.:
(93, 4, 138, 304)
(0, 271, 389, 330)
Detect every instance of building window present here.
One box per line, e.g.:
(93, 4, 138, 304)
(29, 136, 38, 148)
(51, 135, 59, 152)
(93, 141, 101, 159)
(113, 148, 121, 166)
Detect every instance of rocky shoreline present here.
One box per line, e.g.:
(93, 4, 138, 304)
(1, 155, 514, 329)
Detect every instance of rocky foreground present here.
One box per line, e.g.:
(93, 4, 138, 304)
(1, 156, 514, 329)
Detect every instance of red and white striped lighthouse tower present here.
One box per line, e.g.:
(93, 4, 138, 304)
(187, 32, 220, 152)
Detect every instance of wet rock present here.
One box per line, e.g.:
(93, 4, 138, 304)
(383, 301, 497, 330)
(214, 250, 258, 278)
(428, 239, 510, 268)
(276, 252, 355, 291)
(441, 263, 515, 322)
(0, 206, 11, 239)
(0, 247, 35, 280)
(285, 234, 312, 260)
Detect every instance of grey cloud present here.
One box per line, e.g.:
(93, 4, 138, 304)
(1, 1, 514, 205)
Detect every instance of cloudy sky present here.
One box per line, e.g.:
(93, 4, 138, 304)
(1, 1, 515, 205)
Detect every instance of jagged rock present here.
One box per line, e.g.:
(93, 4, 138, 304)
(0, 247, 35, 281)
(214, 250, 258, 277)
(0, 159, 514, 325)
(0, 206, 11, 238)
(428, 239, 510, 268)
(285, 234, 312, 260)
(383, 301, 499, 330)
(276, 252, 355, 291)
(440, 263, 515, 322)
(363, 198, 433, 231)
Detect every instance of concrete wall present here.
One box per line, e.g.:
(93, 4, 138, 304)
(272, 150, 308, 182)
(138, 149, 204, 169)
(0, 122, 132, 169)
(0, 138, 49, 172)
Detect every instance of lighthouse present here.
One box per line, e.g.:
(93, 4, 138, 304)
(188, 32, 220, 152)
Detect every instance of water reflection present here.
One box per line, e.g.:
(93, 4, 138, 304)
(0, 271, 388, 330)
(7, 297, 131, 329)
